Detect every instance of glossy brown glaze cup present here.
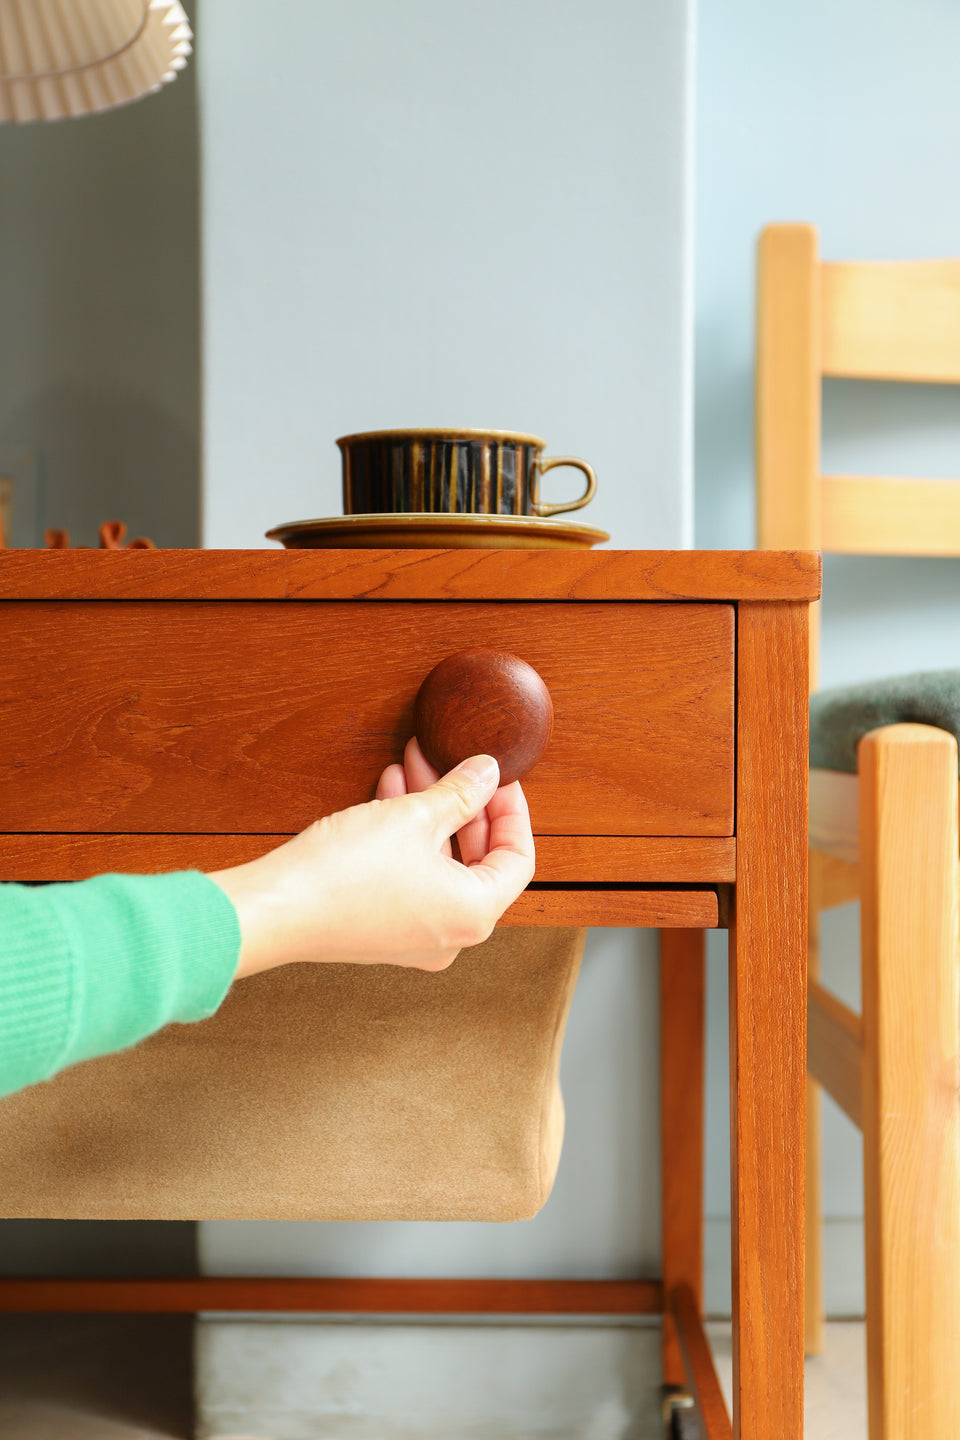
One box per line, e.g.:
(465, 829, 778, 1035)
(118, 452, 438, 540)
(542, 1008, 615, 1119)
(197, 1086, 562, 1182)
(337, 428, 597, 518)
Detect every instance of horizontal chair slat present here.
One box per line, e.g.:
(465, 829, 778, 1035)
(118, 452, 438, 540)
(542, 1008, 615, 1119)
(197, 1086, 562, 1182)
(811, 849, 859, 911)
(821, 259, 960, 383)
(822, 475, 960, 556)
(810, 770, 860, 865)
(808, 977, 863, 1128)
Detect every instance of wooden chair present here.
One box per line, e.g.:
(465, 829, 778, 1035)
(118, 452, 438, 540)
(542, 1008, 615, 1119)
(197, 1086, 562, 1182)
(756, 222, 960, 1440)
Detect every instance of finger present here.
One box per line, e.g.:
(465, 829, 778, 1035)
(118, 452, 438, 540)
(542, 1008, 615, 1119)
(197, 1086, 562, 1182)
(401, 739, 454, 856)
(376, 763, 408, 801)
(408, 736, 491, 864)
(481, 780, 536, 872)
(403, 736, 441, 793)
(466, 781, 535, 906)
(422, 754, 500, 843)
(464, 834, 536, 915)
(485, 776, 532, 829)
(404, 737, 495, 862)
(456, 808, 490, 868)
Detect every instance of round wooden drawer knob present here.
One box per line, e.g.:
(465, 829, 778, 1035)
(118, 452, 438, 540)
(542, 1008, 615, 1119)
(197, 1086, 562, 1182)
(414, 650, 554, 786)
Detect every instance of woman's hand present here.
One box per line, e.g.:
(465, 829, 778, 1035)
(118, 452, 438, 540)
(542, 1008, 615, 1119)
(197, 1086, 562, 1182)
(208, 742, 535, 979)
(375, 735, 501, 867)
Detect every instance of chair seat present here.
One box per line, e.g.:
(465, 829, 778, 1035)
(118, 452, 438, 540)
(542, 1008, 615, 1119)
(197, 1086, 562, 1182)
(810, 669, 960, 773)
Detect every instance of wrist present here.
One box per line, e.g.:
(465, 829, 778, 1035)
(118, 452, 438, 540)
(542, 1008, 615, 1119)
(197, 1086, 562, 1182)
(207, 858, 289, 980)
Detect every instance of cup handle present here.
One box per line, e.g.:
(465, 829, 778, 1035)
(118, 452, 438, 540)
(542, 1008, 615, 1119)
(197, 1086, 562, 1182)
(531, 456, 597, 517)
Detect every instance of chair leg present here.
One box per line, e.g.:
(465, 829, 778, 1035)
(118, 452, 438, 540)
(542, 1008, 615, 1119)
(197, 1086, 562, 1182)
(805, 853, 825, 1355)
(660, 928, 705, 1388)
(859, 724, 960, 1440)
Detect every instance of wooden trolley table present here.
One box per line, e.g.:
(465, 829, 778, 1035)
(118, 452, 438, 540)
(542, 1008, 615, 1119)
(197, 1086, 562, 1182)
(0, 547, 820, 1440)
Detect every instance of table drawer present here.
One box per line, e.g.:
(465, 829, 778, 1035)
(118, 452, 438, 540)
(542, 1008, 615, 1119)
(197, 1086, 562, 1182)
(0, 601, 734, 837)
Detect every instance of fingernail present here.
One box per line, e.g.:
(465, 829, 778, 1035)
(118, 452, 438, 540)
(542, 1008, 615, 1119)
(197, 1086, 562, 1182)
(454, 754, 500, 786)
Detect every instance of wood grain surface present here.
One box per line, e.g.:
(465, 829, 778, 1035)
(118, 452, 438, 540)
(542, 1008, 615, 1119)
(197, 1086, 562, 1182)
(859, 724, 960, 1440)
(0, 601, 735, 838)
(660, 930, 706, 1386)
(756, 226, 821, 560)
(756, 224, 822, 687)
(0, 548, 822, 601)
(806, 845, 826, 1356)
(505, 889, 718, 928)
(729, 602, 807, 1440)
(0, 1276, 661, 1316)
(0, 832, 737, 884)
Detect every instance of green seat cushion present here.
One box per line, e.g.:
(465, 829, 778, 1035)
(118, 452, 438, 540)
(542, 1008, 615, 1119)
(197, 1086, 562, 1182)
(810, 669, 960, 774)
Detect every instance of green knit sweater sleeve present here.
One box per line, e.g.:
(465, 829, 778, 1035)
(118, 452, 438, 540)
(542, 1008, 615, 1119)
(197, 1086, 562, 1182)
(0, 872, 241, 1099)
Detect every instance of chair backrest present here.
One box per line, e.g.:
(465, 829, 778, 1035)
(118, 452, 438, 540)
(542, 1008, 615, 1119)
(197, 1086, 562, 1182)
(755, 223, 960, 686)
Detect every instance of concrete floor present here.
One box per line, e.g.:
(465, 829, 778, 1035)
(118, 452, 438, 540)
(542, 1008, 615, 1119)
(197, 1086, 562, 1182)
(0, 1315, 867, 1439)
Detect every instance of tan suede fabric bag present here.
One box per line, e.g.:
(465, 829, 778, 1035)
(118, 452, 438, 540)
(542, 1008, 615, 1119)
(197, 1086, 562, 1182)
(0, 927, 585, 1221)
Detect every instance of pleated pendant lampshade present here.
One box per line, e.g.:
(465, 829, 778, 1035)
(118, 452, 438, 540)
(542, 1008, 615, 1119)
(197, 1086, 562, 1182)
(0, 0, 191, 123)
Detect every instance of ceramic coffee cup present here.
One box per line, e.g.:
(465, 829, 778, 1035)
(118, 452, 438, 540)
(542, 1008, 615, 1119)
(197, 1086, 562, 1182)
(337, 428, 597, 518)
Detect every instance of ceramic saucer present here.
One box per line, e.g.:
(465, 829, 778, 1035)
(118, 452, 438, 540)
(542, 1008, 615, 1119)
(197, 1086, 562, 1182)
(265, 513, 610, 551)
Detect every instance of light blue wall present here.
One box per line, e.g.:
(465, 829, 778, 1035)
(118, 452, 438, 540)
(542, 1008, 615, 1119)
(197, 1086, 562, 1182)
(198, 0, 695, 1287)
(199, 0, 693, 552)
(696, 0, 960, 1314)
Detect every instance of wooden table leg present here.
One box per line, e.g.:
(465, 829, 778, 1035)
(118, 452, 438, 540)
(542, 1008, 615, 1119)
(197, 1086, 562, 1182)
(805, 852, 825, 1356)
(729, 601, 807, 1440)
(660, 927, 706, 1387)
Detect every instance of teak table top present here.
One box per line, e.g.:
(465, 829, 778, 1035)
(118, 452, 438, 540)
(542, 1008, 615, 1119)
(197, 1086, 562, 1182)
(0, 546, 821, 601)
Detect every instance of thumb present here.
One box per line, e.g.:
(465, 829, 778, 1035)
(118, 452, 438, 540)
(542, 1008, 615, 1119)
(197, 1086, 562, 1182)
(424, 754, 500, 840)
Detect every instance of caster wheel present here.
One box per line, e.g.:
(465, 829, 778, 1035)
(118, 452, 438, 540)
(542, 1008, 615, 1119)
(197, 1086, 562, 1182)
(667, 1401, 701, 1440)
